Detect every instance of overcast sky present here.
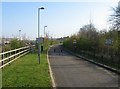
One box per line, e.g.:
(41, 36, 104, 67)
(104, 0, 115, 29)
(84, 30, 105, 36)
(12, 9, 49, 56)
(1, 0, 119, 40)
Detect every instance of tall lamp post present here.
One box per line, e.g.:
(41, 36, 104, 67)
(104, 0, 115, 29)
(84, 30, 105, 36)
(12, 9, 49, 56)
(41, 26, 47, 52)
(43, 26, 47, 51)
(38, 7, 44, 64)
(44, 26, 47, 38)
(19, 30, 21, 40)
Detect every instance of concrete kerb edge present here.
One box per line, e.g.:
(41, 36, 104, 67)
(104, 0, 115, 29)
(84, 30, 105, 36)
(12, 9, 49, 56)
(75, 54, 120, 74)
(63, 47, 120, 75)
(47, 45, 57, 88)
(77, 55, 119, 73)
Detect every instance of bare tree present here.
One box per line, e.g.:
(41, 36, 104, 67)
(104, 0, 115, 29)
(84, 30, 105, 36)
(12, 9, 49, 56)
(78, 23, 97, 40)
(110, 1, 120, 29)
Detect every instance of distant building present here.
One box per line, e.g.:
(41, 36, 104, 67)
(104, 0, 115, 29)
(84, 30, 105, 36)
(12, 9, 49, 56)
(0, 38, 15, 45)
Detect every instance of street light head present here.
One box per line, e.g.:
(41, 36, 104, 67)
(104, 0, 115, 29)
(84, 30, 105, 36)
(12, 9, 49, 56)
(45, 26, 47, 27)
(40, 7, 45, 10)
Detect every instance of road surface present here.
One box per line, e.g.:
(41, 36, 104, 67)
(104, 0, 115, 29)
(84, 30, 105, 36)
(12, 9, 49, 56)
(48, 45, 119, 87)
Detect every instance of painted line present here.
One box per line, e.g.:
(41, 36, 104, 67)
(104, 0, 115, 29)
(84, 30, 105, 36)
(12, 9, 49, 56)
(47, 45, 57, 88)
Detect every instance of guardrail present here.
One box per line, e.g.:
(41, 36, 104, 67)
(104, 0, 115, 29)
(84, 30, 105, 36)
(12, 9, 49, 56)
(0, 45, 35, 68)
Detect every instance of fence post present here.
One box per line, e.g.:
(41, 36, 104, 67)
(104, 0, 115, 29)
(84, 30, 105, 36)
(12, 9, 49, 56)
(2, 53, 4, 66)
(9, 50, 11, 65)
(14, 49, 16, 59)
(18, 49, 19, 57)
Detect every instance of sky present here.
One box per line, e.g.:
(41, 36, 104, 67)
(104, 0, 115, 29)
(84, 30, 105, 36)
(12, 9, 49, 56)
(1, 0, 119, 40)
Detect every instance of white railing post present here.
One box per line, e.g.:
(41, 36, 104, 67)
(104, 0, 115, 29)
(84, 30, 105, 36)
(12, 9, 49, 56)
(2, 52, 4, 66)
(9, 49, 11, 64)
(14, 48, 16, 59)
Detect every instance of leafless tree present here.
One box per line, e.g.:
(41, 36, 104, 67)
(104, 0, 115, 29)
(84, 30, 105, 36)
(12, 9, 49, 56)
(110, 1, 120, 30)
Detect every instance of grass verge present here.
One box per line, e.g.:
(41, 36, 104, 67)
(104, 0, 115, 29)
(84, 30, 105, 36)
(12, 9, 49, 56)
(2, 50, 52, 88)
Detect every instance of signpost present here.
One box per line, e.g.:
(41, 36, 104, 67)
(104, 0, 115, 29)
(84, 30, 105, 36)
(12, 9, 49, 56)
(73, 39, 77, 52)
(105, 39, 113, 59)
(36, 38, 44, 44)
(105, 39, 112, 45)
(36, 37, 44, 64)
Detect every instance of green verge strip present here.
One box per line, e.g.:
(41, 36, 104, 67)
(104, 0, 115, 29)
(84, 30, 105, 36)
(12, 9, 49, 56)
(2, 51, 52, 88)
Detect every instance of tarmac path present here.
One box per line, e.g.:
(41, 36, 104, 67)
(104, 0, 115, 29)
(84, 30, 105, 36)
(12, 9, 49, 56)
(48, 45, 119, 87)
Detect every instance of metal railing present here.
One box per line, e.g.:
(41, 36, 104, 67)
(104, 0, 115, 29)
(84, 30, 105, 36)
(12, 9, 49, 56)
(0, 45, 35, 68)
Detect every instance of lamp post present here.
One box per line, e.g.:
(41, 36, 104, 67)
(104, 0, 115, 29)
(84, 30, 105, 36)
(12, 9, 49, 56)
(44, 26, 47, 38)
(19, 30, 21, 40)
(38, 7, 44, 64)
(41, 26, 47, 51)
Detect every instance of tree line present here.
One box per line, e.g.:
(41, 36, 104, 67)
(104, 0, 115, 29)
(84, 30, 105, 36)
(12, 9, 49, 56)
(2, 39, 34, 52)
(63, 2, 120, 69)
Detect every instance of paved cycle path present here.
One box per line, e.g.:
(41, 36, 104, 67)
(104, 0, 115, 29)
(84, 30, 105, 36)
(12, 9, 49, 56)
(48, 45, 118, 87)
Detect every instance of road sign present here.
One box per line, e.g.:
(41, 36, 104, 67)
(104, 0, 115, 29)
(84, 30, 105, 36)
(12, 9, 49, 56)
(73, 39, 77, 44)
(36, 38, 44, 43)
(105, 39, 112, 45)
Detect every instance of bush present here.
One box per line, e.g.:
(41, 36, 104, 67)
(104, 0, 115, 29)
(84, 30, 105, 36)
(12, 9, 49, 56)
(10, 39, 26, 49)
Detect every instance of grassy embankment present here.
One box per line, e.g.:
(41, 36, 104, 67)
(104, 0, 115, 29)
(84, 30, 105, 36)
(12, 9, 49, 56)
(2, 48, 52, 88)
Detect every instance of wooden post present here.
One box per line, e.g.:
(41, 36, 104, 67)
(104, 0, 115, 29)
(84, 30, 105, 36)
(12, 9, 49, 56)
(14, 49, 16, 59)
(9, 50, 11, 65)
(2, 53, 4, 66)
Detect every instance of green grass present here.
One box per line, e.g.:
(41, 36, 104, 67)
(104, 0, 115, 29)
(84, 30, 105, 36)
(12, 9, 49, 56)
(2, 50, 52, 88)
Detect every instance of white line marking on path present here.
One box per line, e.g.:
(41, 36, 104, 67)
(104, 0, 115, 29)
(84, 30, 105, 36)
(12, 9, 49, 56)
(47, 45, 57, 88)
